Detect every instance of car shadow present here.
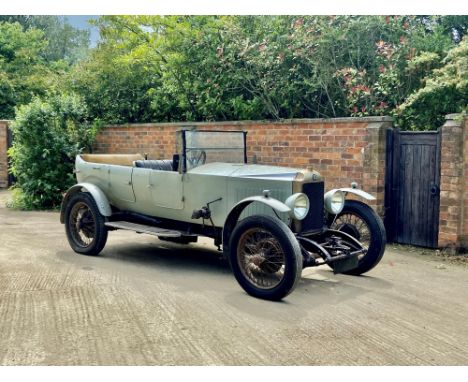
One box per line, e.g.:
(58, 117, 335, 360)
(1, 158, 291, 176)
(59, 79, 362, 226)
(102, 241, 230, 272)
(58, 239, 393, 319)
(57, 240, 231, 276)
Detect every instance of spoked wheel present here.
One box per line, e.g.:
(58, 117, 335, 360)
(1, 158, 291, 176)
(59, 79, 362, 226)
(228, 215, 302, 301)
(64, 192, 108, 256)
(332, 212, 371, 260)
(328, 200, 386, 275)
(238, 228, 285, 289)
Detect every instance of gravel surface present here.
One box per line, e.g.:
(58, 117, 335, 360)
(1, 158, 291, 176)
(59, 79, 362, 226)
(1, 190, 468, 365)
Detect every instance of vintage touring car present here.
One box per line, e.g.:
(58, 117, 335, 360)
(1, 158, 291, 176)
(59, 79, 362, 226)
(61, 129, 386, 300)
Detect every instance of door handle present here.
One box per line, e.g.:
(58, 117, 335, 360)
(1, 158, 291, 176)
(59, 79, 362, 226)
(430, 183, 440, 196)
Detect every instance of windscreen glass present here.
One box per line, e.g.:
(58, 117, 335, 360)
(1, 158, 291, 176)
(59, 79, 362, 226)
(183, 130, 246, 170)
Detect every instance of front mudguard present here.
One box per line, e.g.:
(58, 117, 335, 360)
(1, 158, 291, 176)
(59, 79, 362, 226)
(326, 187, 376, 202)
(222, 195, 291, 252)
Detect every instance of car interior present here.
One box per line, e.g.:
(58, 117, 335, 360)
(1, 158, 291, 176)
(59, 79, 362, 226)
(80, 154, 180, 171)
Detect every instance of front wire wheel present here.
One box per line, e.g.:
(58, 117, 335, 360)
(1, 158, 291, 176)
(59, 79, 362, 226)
(328, 200, 386, 275)
(65, 192, 108, 256)
(228, 215, 302, 300)
(331, 211, 371, 260)
(238, 228, 285, 289)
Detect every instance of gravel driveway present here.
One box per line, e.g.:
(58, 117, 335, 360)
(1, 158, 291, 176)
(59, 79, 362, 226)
(0, 190, 467, 365)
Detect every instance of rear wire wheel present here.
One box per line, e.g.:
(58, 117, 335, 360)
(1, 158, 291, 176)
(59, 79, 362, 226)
(65, 192, 108, 256)
(228, 215, 302, 300)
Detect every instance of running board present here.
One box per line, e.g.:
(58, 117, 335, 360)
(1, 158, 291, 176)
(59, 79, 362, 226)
(105, 221, 182, 237)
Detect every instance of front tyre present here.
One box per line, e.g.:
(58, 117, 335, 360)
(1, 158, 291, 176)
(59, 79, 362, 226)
(64, 192, 108, 256)
(227, 215, 302, 301)
(328, 200, 386, 275)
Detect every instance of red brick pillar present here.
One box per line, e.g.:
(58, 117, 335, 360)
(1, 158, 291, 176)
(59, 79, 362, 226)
(0, 120, 10, 189)
(361, 120, 393, 216)
(461, 116, 468, 249)
(438, 114, 466, 249)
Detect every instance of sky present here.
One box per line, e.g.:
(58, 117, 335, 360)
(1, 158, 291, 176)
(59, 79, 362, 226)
(65, 15, 100, 47)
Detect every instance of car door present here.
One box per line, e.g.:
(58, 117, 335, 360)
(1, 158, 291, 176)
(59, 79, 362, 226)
(108, 165, 136, 203)
(148, 170, 184, 209)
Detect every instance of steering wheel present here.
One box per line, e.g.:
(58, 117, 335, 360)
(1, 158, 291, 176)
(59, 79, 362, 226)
(187, 150, 206, 168)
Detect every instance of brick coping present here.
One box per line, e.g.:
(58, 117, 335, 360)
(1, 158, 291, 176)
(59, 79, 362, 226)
(104, 116, 393, 129)
(0, 117, 394, 129)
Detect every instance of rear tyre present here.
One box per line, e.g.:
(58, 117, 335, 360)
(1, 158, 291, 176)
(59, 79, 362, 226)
(328, 200, 386, 275)
(64, 192, 108, 256)
(227, 215, 302, 301)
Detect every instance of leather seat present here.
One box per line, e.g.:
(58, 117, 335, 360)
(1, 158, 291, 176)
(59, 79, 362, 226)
(134, 159, 174, 171)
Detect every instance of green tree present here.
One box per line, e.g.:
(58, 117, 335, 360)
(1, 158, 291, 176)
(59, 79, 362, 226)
(397, 37, 468, 130)
(0, 16, 90, 64)
(0, 22, 52, 119)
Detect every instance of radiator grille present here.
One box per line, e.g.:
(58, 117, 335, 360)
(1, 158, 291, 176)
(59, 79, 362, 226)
(301, 181, 325, 233)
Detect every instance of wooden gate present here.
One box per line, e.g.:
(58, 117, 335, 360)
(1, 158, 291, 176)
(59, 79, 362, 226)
(385, 130, 441, 248)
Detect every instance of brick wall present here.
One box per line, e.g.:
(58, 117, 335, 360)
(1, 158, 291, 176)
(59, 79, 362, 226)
(0, 121, 9, 189)
(94, 117, 392, 215)
(2, 114, 467, 249)
(438, 114, 468, 249)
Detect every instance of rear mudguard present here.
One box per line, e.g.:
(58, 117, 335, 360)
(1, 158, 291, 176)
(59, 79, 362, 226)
(60, 183, 112, 223)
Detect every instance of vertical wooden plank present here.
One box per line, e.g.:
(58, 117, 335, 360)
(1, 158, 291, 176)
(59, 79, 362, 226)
(410, 144, 421, 245)
(407, 143, 416, 244)
(427, 143, 435, 247)
(400, 143, 411, 244)
(396, 137, 406, 243)
(430, 143, 438, 247)
(433, 130, 442, 247)
(420, 145, 430, 247)
(384, 128, 394, 241)
(392, 130, 401, 243)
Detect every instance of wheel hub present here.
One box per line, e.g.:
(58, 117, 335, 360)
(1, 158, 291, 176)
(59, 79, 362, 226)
(237, 228, 286, 289)
(337, 223, 361, 240)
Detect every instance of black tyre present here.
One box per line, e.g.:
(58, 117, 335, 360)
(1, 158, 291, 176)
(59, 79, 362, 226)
(227, 215, 302, 301)
(64, 192, 108, 256)
(328, 200, 386, 275)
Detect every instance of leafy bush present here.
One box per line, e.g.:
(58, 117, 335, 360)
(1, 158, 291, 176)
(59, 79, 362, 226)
(67, 15, 463, 125)
(397, 37, 468, 130)
(8, 94, 100, 209)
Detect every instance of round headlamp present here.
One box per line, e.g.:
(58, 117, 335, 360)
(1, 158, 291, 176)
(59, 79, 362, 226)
(324, 189, 345, 215)
(285, 193, 310, 220)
